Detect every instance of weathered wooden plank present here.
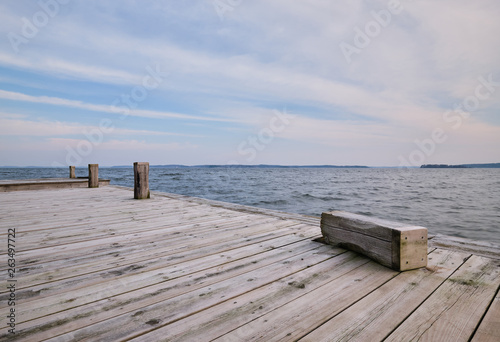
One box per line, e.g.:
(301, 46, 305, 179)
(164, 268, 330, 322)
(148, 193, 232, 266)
(300, 248, 470, 341)
(0, 214, 234, 258)
(385, 255, 500, 342)
(0, 199, 209, 230)
(321, 210, 427, 271)
(0, 179, 85, 186)
(11, 213, 274, 252)
(7, 235, 325, 340)
(69, 166, 75, 178)
(30, 245, 341, 342)
(0, 186, 301, 230)
(128, 251, 368, 342)
(0, 185, 497, 341)
(213, 260, 398, 342)
(9, 213, 265, 264)
(14, 236, 324, 336)
(472, 289, 500, 342)
(4, 224, 317, 305)
(430, 234, 500, 260)
(4, 197, 268, 241)
(10, 212, 275, 259)
(7, 214, 265, 270)
(0, 220, 312, 298)
(0, 179, 110, 192)
(0, 186, 117, 206)
(1, 207, 223, 237)
(0, 189, 190, 210)
(88, 164, 99, 188)
(1, 185, 319, 226)
(0, 185, 120, 202)
(134, 162, 150, 199)
(0, 199, 216, 223)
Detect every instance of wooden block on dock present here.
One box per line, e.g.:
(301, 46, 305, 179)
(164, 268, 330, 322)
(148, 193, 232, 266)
(321, 211, 427, 271)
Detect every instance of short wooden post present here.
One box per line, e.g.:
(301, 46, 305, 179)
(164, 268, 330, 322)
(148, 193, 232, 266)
(321, 211, 427, 271)
(134, 162, 150, 199)
(69, 166, 76, 178)
(88, 164, 99, 188)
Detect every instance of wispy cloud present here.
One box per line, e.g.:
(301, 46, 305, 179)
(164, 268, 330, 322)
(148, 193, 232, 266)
(47, 138, 197, 151)
(0, 90, 235, 122)
(0, 117, 203, 137)
(0, 0, 498, 166)
(0, 52, 141, 85)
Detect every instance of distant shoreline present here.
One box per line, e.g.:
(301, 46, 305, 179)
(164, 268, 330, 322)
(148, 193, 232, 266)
(1, 163, 499, 169)
(421, 163, 500, 169)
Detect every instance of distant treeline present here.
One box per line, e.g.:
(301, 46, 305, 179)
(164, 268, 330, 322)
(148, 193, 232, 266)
(112, 164, 370, 169)
(421, 163, 500, 168)
(3, 163, 499, 169)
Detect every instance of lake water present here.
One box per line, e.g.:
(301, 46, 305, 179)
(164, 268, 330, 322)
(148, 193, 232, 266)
(1, 167, 499, 243)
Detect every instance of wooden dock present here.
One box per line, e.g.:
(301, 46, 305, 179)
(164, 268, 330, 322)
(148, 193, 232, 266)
(0, 178, 110, 192)
(1, 184, 499, 341)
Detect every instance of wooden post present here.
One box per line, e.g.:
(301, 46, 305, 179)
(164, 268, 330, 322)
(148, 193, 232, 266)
(88, 164, 99, 188)
(134, 162, 150, 199)
(321, 211, 427, 271)
(69, 166, 76, 178)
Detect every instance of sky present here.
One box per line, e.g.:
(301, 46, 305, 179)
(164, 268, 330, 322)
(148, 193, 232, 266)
(0, 0, 499, 167)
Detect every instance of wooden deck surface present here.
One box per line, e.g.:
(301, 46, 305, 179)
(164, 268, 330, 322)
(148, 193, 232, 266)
(0, 185, 499, 341)
(0, 178, 110, 192)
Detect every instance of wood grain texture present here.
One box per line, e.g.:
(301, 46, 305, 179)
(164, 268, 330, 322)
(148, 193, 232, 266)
(12, 235, 325, 341)
(214, 261, 398, 342)
(134, 162, 150, 199)
(88, 164, 99, 188)
(41, 246, 339, 342)
(321, 211, 427, 271)
(0, 178, 110, 192)
(0, 185, 497, 341)
(472, 289, 500, 342)
(132, 252, 366, 342)
(430, 234, 500, 260)
(300, 248, 470, 342)
(385, 255, 500, 342)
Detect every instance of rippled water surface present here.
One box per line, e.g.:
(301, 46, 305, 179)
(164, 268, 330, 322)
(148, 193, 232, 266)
(1, 167, 499, 243)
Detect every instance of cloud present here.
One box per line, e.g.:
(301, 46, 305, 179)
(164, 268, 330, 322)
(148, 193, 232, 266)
(0, 117, 202, 137)
(2, 1, 498, 128)
(0, 0, 499, 166)
(48, 138, 197, 151)
(0, 90, 235, 122)
(0, 111, 28, 119)
(0, 137, 196, 152)
(0, 52, 141, 85)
